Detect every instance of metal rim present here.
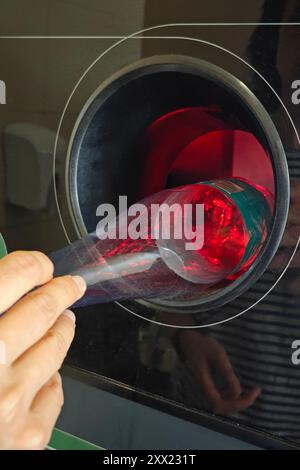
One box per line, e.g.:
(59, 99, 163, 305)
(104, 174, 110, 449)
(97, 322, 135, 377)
(66, 55, 290, 314)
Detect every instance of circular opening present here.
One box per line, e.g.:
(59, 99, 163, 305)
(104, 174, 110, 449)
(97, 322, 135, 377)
(67, 55, 289, 313)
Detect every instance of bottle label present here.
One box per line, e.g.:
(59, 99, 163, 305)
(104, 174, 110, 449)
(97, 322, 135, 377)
(204, 179, 272, 271)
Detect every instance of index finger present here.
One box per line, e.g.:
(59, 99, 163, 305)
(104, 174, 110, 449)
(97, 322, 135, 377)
(0, 251, 54, 313)
(210, 346, 241, 398)
(194, 358, 223, 406)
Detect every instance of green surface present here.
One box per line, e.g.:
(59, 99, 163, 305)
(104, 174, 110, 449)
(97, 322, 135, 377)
(0, 234, 7, 259)
(48, 428, 104, 450)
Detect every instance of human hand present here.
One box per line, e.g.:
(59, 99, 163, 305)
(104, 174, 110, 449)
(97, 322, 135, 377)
(178, 330, 261, 415)
(0, 251, 86, 449)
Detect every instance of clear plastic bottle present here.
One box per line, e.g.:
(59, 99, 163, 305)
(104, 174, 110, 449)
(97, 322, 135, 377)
(51, 178, 272, 306)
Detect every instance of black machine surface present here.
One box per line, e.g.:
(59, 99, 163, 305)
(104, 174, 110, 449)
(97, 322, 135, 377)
(0, 0, 300, 449)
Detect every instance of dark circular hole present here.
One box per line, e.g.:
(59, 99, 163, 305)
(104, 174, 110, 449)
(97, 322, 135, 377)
(67, 56, 289, 313)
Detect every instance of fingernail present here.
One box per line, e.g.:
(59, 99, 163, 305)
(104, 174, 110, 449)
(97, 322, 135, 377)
(63, 309, 76, 323)
(72, 275, 87, 294)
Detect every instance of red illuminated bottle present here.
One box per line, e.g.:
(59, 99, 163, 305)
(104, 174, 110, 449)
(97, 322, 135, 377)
(51, 178, 272, 306)
(156, 178, 272, 286)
